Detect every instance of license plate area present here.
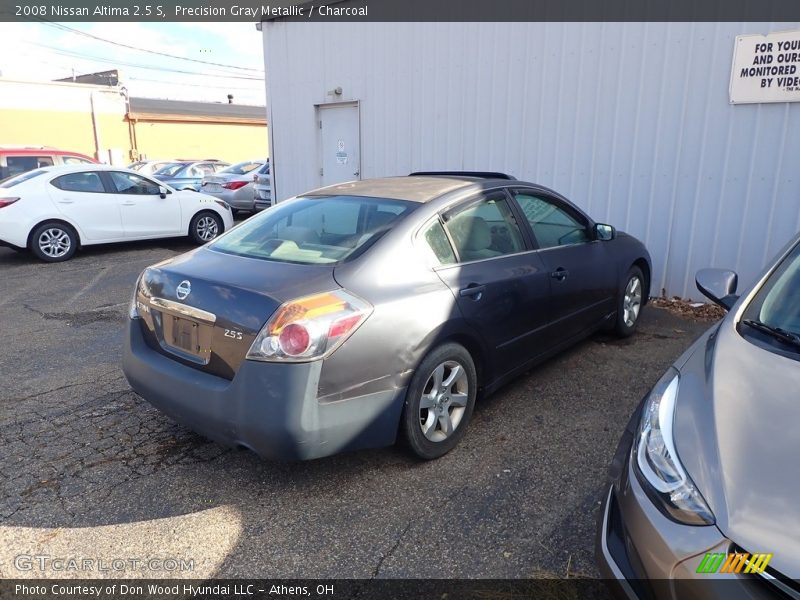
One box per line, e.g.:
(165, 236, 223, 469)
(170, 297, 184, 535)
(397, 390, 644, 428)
(161, 314, 213, 364)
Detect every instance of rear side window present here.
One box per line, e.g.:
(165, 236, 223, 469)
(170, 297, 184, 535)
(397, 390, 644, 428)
(51, 172, 105, 193)
(444, 193, 525, 262)
(422, 220, 456, 266)
(211, 195, 417, 264)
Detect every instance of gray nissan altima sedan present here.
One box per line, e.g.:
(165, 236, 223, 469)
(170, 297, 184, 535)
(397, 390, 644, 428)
(597, 234, 800, 597)
(123, 172, 651, 461)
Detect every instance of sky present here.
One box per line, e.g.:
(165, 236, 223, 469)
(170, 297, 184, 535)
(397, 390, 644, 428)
(0, 22, 266, 105)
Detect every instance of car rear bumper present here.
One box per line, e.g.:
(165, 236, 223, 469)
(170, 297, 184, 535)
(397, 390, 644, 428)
(203, 188, 256, 210)
(122, 318, 406, 461)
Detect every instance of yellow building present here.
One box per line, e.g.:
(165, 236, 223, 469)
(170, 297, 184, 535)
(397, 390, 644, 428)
(0, 78, 268, 165)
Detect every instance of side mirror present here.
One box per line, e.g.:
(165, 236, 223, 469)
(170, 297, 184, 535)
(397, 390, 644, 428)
(595, 223, 615, 241)
(158, 185, 168, 199)
(696, 268, 739, 310)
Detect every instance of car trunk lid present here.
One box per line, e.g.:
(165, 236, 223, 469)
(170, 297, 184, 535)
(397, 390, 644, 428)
(134, 247, 338, 379)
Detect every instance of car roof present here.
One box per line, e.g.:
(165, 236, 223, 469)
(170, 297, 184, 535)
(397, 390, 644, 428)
(305, 176, 488, 203)
(0, 147, 93, 158)
(31, 164, 144, 176)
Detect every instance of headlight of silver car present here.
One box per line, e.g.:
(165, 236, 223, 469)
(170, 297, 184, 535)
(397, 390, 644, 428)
(634, 367, 715, 525)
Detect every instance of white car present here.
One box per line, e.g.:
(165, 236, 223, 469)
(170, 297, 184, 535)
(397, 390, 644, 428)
(0, 165, 234, 262)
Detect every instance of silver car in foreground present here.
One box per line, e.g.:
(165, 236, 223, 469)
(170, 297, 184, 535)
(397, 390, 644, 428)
(597, 233, 800, 597)
(200, 159, 265, 213)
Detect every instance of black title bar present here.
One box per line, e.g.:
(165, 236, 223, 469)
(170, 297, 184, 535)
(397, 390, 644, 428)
(3, 0, 800, 22)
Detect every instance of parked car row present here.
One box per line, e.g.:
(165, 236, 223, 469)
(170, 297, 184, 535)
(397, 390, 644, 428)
(130, 158, 273, 213)
(0, 164, 233, 261)
(6, 165, 796, 592)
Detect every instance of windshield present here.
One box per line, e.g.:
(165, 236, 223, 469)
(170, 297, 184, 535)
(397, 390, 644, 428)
(222, 161, 263, 175)
(210, 195, 417, 264)
(154, 163, 188, 177)
(0, 169, 47, 188)
(741, 240, 800, 352)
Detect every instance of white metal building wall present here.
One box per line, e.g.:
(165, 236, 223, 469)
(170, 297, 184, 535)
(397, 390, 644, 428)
(262, 21, 800, 299)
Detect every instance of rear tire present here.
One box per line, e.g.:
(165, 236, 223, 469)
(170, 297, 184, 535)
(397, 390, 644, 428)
(615, 266, 645, 337)
(401, 343, 477, 460)
(189, 211, 223, 244)
(29, 222, 78, 262)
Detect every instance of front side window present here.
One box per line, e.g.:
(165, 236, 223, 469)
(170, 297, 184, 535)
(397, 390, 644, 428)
(51, 172, 105, 193)
(740, 241, 800, 357)
(6, 156, 54, 178)
(512, 191, 589, 249)
(109, 171, 160, 195)
(444, 193, 525, 262)
(210, 195, 417, 265)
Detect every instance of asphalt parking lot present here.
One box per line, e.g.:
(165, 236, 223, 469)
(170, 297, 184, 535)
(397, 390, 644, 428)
(0, 234, 712, 580)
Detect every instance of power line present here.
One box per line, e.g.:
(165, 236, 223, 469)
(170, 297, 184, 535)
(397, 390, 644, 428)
(42, 22, 264, 74)
(128, 76, 264, 92)
(23, 40, 264, 81)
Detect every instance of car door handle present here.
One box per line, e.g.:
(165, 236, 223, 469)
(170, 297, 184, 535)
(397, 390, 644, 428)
(459, 284, 486, 300)
(58, 198, 74, 204)
(550, 268, 570, 281)
(121, 201, 136, 206)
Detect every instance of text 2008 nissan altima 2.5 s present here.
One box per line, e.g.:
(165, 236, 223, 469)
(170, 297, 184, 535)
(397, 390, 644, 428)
(122, 172, 651, 461)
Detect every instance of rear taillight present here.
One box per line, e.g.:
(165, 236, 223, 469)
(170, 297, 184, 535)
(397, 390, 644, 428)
(0, 197, 20, 208)
(246, 289, 372, 362)
(223, 181, 248, 190)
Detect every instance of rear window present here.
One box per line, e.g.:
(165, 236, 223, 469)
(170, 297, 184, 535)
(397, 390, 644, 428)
(154, 163, 187, 177)
(62, 156, 94, 165)
(221, 161, 263, 175)
(0, 169, 47, 188)
(210, 195, 417, 264)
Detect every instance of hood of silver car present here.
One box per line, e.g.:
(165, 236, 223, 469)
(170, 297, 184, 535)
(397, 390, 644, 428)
(674, 319, 800, 577)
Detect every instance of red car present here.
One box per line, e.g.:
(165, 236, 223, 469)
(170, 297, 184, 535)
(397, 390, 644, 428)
(0, 147, 96, 181)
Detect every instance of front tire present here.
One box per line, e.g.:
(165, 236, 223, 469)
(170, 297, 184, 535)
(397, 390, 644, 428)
(29, 222, 78, 262)
(189, 211, 223, 244)
(401, 343, 477, 460)
(615, 266, 645, 337)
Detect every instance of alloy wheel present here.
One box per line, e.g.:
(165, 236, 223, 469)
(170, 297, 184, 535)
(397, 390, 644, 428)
(38, 228, 71, 259)
(418, 360, 469, 442)
(196, 216, 219, 241)
(623, 275, 643, 327)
